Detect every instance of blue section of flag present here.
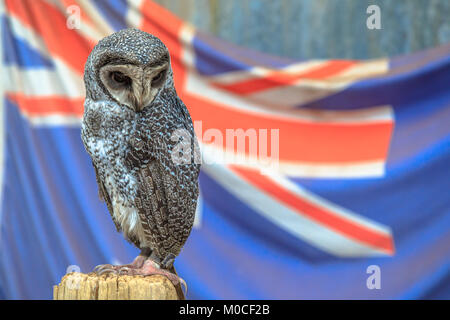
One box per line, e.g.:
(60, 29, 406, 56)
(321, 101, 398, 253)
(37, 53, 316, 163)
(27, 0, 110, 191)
(1, 17, 54, 68)
(193, 34, 252, 75)
(193, 31, 294, 75)
(91, 0, 129, 32)
(298, 45, 450, 111)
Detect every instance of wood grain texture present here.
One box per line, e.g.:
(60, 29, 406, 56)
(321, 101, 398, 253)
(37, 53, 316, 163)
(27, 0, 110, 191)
(53, 272, 179, 300)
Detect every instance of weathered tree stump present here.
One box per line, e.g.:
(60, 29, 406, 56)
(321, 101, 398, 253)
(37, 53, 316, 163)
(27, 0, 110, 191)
(53, 272, 183, 300)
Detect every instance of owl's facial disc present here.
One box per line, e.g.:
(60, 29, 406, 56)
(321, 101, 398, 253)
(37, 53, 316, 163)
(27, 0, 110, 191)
(99, 63, 168, 111)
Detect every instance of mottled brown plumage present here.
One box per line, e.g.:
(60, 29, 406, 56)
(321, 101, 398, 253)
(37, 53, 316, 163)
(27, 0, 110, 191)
(81, 29, 200, 292)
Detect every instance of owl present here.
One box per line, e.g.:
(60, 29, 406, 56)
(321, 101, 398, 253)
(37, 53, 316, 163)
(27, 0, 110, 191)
(81, 29, 200, 291)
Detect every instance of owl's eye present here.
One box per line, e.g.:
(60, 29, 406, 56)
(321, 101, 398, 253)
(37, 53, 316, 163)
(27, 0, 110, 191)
(151, 69, 166, 87)
(110, 71, 131, 86)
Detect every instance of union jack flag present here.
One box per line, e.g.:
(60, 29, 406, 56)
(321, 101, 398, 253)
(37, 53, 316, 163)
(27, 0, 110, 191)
(0, 0, 449, 299)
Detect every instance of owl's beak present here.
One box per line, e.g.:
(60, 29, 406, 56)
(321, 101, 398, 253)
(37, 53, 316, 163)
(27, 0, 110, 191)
(137, 93, 155, 112)
(132, 83, 155, 112)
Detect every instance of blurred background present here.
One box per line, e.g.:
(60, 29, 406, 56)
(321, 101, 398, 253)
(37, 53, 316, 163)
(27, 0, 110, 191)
(155, 0, 450, 59)
(0, 0, 449, 299)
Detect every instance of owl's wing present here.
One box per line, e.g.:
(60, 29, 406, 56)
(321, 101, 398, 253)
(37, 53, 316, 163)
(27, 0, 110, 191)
(92, 161, 121, 232)
(126, 96, 199, 249)
(133, 161, 169, 251)
(134, 162, 186, 300)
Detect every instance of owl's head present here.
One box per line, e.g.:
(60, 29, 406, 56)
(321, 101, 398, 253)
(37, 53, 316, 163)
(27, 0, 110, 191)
(84, 28, 172, 112)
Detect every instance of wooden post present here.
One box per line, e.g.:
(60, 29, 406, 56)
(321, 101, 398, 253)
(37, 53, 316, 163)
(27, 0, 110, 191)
(53, 272, 183, 300)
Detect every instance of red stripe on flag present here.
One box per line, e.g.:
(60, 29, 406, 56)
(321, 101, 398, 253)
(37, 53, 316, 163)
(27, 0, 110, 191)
(5, 0, 92, 74)
(231, 166, 395, 254)
(7, 94, 83, 116)
(214, 60, 357, 95)
(60, 0, 96, 26)
(183, 93, 393, 163)
(139, 1, 185, 91)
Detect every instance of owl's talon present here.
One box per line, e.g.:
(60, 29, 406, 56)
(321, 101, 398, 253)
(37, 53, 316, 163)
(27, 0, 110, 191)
(97, 267, 117, 276)
(118, 267, 131, 275)
(123, 259, 187, 293)
(92, 250, 152, 276)
(179, 277, 188, 296)
(94, 264, 114, 273)
(93, 264, 122, 275)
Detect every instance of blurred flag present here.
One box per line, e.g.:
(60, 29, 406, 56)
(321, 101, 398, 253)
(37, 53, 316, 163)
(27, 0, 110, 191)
(0, 0, 449, 299)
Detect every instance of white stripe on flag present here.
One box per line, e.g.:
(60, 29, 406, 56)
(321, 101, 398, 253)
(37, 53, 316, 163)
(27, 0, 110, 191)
(186, 69, 393, 123)
(25, 113, 82, 127)
(266, 172, 392, 235)
(201, 143, 386, 178)
(5, 15, 85, 97)
(247, 78, 350, 108)
(4, 66, 84, 98)
(180, 23, 196, 68)
(75, 0, 115, 36)
(205, 60, 327, 84)
(126, 0, 144, 28)
(6, 13, 49, 58)
(249, 60, 388, 107)
(50, 0, 108, 43)
(179, 22, 389, 109)
(275, 159, 385, 178)
(201, 154, 392, 257)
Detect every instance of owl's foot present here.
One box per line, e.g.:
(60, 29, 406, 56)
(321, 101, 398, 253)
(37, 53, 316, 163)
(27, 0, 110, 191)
(120, 259, 186, 291)
(93, 263, 115, 275)
(93, 251, 149, 275)
(93, 263, 137, 275)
